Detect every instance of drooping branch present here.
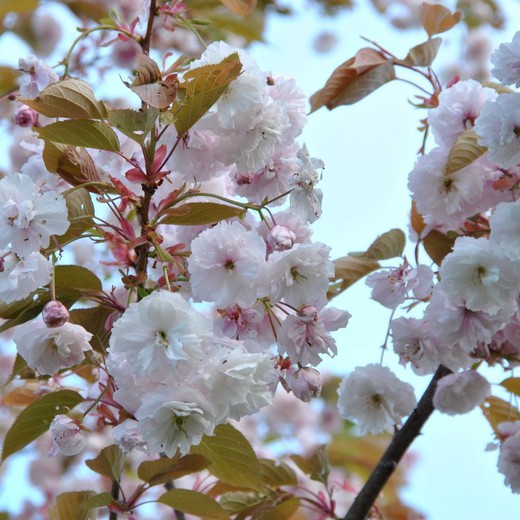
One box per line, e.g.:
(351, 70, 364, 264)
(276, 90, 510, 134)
(343, 364, 452, 520)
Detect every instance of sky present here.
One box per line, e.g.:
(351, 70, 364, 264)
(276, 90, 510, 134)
(1, 1, 520, 518)
(247, 1, 520, 518)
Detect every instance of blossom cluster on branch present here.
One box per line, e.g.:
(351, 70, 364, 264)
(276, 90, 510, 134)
(1, 1, 520, 519)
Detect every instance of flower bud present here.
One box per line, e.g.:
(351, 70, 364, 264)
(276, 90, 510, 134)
(285, 367, 322, 402)
(267, 225, 296, 251)
(14, 105, 38, 127)
(42, 300, 70, 328)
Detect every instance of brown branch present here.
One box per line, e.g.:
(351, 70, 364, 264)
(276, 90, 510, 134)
(141, 0, 157, 54)
(109, 479, 120, 520)
(343, 364, 452, 520)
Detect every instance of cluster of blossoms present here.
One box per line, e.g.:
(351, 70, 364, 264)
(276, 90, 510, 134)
(335, 30, 520, 493)
(3, 40, 351, 461)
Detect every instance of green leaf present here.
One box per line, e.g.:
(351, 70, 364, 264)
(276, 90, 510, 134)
(36, 120, 120, 152)
(0, 355, 28, 392)
(108, 108, 159, 144)
(47, 187, 95, 251)
(159, 202, 243, 225)
(499, 377, 520, 397)
(404, 38, 442, 67)
(138, 454, 211, 486)
(219, 492, 265, 514)
(359, 228, 406, 260)
(85, 445, 125, 481)
(69, 306, 114, 353)
(423, 229, 455, 266)
(1, 390, 83, 463)
(191, 423, 263, 489)
(445, 128, 487, 176)
(481, 396, 520, 436)
(0, 0, 38, 16)
(158, 489, 230, 519)
(259, 459, 298, 487)
(0, 66, 21, 97)
(42, 142, 102, 193)
(20, 78, 107, 120)
(52, 491, 97, 520)
(257, 497, 301, 520)
(328, 255, 380, 299)
(310, 48, 395, 112)
(55, 265, 102, 293)
(173, 53, 242, 136)
(78, 492, 114, 509)
(290, 445, 329, 483)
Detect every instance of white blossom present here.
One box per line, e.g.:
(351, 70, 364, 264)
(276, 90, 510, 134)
(491, 31, 520, 87)
(289, 145, 324, 223)
(268, 242, 333, 308)
(428, 79, 497, 147)
(490, 199, 520, 260)
(439, 236, 520, 315)
(337, 364, 416, 435)
(49, 415, 87, 456)
(18, 55, 59, 99)
(13, 320, 92, 376)
(498, 430, 520, 493)
(108, 291, 210, 382)
(433, 370, 491, 415)
(188, 221, 268, 307)
(135, 387, 215, 456)
(189, 41, 267, 129)
(0, 173, 69, 258)
(0, 251, 51, 304)
(475, 93, 520, 168)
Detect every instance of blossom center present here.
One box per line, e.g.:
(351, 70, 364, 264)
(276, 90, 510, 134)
(155, 330, 169, 348)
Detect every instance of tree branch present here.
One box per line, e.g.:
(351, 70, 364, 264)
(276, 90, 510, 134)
(343, 364, 452, 520)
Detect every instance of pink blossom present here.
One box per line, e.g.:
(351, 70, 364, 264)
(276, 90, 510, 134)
(433, 370, 491, 415)
(49, 415, 87, 456)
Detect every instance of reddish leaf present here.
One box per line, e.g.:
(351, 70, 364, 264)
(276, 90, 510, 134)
(310, 49, 395, 112)
(219, 0, 257, 16)
(421, 2, 462, 37)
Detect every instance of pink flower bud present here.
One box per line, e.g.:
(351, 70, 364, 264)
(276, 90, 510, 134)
(42, 300, 70, 328)
(14, 105, 38, 127)
(285, 367, 322, 402)
(267, 225, 296, 251)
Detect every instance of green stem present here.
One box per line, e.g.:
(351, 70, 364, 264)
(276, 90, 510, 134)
(61, 25, 138, 76)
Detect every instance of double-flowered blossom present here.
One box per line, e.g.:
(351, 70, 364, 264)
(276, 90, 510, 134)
(474, 93, 520, 169)
(18, 55, 59, 99)
(439, 236, 520, 316)
(278, 305, 350, 366)
(497, 422, 520, 493)
(433, 370, 491, 415)
(49, 415, 87, 456)
(428, 79, 497, 147)
(0, 251, 51, 304)
(0, 173, 69, 258)
(337, 364, 416, 435)
(13, 320, 93, 376)
(188, 220, 268, 308)
(491, 32, 520, 87)
(107, 291, 276, 455)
